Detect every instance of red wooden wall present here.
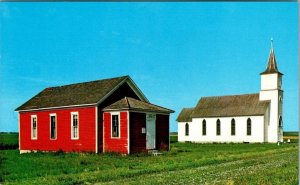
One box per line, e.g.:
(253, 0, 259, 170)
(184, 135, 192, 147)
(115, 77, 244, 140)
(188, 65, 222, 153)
(103, 111, 128, 154)
(19, 106, 96, 152)
(156, 114, 170, 151)
(129, 112, 146, 153)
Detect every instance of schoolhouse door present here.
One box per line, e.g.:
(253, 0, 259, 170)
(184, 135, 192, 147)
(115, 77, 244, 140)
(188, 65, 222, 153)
(146, 114, 156, 150)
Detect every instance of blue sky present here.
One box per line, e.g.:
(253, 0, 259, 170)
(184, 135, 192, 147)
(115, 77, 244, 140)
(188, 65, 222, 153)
(0, 3, 298, 132)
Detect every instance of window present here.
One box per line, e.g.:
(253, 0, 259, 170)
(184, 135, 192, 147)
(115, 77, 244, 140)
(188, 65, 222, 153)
(185, 123, 189, 136)
(216, 119, 221, 136)
(247, 118, 251, 136)
(202, 120, 206, 136)
(31, 115, 37, 139)
(111, 114, 120, 138)
(50, 114, 57, 139)
(279, 96, 283, 104)
(71, 112, 79, 139)
(279, 116, 283, 128)
(231, 119, 235, 136)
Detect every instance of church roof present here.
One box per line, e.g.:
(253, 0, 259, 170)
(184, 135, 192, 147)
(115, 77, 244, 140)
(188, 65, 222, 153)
(191, 93, 270, 118)
(177, 93, 270, 121)
(103, 97, 174, 114)
(176, 108, 194, 122)
(260, 47, 283, 75)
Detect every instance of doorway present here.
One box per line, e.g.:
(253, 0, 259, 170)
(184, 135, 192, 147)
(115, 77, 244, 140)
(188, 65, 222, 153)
(146, 114, 156, 150)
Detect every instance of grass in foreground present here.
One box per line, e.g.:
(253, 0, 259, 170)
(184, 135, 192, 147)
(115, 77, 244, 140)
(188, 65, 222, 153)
(0, 142, 298, 185)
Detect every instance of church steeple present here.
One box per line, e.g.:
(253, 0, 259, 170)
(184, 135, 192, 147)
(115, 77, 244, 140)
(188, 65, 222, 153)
(259, 39, 284, 143)
(260, 39, 283, 75)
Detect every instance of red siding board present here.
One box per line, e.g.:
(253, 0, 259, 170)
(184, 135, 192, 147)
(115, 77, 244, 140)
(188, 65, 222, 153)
(129, 112, 146, 153)
(156, 114, 170, 151)
(19, 107, 96, 152)
(103, 112, 128, 154)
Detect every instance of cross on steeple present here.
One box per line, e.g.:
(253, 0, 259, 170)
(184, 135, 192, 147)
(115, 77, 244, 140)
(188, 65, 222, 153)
(270, 38, 274, 49)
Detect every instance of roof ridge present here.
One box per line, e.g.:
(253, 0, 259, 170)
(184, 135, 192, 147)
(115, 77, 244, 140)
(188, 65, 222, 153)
(49, 75, 129, 89)
(182, 107, 194, 110)
(103, 97, 174, 113)
(200, 93, 259, 99)
(128, 97, 174, 112)
(125, 96, 130, 109)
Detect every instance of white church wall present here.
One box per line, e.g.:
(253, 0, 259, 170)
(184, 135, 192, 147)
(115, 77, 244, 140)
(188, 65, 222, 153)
(260, 89, 280, 143)
(178, 121, 192, 142)
(263, 106, 270, 142)
(261, 74, 279, 90)
(178, 116, 265, 143)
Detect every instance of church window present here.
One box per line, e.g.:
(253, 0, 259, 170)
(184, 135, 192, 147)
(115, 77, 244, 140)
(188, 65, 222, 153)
(216, 119, 221, 136)
(231, 119, 235, 136)
(247, 118, 251, 136)
(202, 120, 206, 136)
(279, 96, 283, 104)
(185, 123, 189, 136)
(279, 116, 283, 127)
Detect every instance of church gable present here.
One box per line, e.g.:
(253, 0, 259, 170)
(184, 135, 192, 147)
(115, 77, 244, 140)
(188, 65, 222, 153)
(177, 108, 194, 122)
(190, 93, 270, 118)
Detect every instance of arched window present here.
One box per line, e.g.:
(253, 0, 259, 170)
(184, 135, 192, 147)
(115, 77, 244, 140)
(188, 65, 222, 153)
(216, 119, 221, 136)
(247, 118, 251, 136)
(279, 96, 283, 104)
(279, 116, 283, 127)
(231, 119, 235, 136)
(185, 123, 189, 136)
(202, 120, 206, 136)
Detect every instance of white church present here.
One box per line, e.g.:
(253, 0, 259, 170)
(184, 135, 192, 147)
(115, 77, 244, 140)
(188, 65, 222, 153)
(177, 44, 283, 143)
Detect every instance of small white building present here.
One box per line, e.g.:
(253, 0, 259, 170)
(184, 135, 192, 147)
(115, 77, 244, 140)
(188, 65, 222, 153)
(177, 44, 283, 143)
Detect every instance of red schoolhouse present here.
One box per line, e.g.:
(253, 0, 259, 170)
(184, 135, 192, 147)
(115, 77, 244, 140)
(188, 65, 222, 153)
(15, 76, 174, 154)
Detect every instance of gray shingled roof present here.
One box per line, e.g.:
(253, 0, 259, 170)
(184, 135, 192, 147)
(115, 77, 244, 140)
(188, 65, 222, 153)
(177, 93, 270, 121)
(260, 48, 283, 75)
(103, 97, 174, 114)
(190, 93, 270, 118)
(176, 108, 194, 122)
(16, 76, 129, 111)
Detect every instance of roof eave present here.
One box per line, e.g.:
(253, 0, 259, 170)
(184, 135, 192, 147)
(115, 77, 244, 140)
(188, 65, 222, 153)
(176, 119, 192, 122)
(103, 107, 174, 114)
(260, 71, 283, 75)
(190, 114, 266, 118)
(15, 103, 97, 112)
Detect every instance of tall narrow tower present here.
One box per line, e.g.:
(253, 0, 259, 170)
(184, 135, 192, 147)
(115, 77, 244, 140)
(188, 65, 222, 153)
(259, 41, 283, 143)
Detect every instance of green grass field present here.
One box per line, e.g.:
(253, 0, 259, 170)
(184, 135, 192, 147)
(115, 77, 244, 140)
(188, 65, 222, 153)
(0, 133, 298, 185)
(0, 133, 18, 150)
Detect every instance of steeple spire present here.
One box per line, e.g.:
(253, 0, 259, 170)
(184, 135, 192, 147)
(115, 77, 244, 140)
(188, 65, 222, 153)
(260, 39, 283, 75)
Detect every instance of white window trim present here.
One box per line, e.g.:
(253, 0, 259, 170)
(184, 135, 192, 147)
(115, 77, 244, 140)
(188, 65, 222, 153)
(111, 112, 121, 139)
(50, 113, 57, 140)
(95, 107, 98, 153)
(71, 112, 79, 140)
(127, 111, 130, 154)
(31, 115, 37, 140)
